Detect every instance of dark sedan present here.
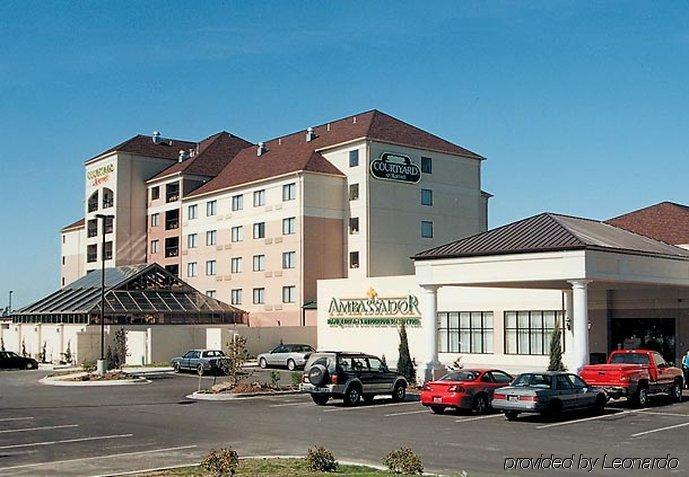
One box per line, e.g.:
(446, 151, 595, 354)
(492, 371, 607, 421)
(0, 351, 39, 370)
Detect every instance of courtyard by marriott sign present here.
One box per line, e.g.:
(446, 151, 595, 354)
(370, 152, 421, 184)
(87, 163, 115, 187)
(327, 288, 421, 327)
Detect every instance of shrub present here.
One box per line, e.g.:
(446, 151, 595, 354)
(62, 340, 73, 364)
(112, 328, 128, 369)
(305, 445, 338, 472)
(200, 448, 239, 477)
(83, 360, 97, 372)
(383, 446, 424, 475)
(548, 318, 566, 372)
(0, 336, 5, 351)
(219, 334, 250, 387)
(397, 322, 416, 383)
(21, 339, 27, 357)
(269, 370, 281, 389)
(40, 341, 47, 363)
(291, 371, 302, 388)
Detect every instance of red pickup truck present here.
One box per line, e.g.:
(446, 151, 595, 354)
(579, 349, 684, 407)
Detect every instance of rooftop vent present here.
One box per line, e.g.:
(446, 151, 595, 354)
(178, 150, 190, 162)
(152, 131, 162, 144)
(306, 127, 316, 142)
(352, 116, 357, 124)
(257, 142, 267, 157)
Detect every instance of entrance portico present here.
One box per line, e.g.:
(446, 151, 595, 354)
(414, 213, 689, 382)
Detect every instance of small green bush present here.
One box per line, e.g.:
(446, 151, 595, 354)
(383, 446, 424, 475)
(201, 447, 239, 477)
(291, 371, 302, 388)
(269, 370, 281, 389)
(82, 360, 96, 372)
(305, 445, 338, 472)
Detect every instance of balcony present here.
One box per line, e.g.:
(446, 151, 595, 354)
(165, 247, 179, 258)
(166, 182, 180, 203)
(165, 209, 180, 230)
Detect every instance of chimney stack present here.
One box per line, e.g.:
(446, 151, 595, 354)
(306, 127, 316, 142)
(152, 131, 161, 144)
(178, 150, 190, 162)
(257, 142, 267, 156)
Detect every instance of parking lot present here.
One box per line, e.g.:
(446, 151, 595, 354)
(1, 369, 688, 476)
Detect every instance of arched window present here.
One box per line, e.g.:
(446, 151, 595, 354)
(87, 191, 99, 212)
(102, 188, 114, 209)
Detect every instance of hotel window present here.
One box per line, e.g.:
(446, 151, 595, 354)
(102, 188, 114, 208)
(205, 260, 217, 276)
(253, 190, 265, 207)
(206, 230, 217, 246)
(421, 220, 433, 238)
(282, 251, 296, 269)
(151, 213, 159, 227)
(421, 189, 433, 206)
(188, 204, 198, 220)
(187, 233, 197, 249)
(206, 200, 217, 217)
(151, 186, 160, 201)
(253, 222, 265, 239)
(150, 239, 159, 254)
(349, 217, 359, 234)
(421, 156, 432, 174)
(187, 262, 197, 278)
(62, 235, 65, 244)
(103, 241, 113, 260)
(253, 287, 265, 305)
(349, 184, 359, 201)
(231, 226, 243, 242)
(349, 251, 360, 269)
(62, 256, 65, 265)
(282, 286, 296, 303)
(505, 311, 565, 356)
(206, 290, 216, 298)
(253, 254, 265, 272)
(349, 149, 359, 167)
(282, 217, 296, 235)
(87, 219, 98, 238)
(231, 194, 243, 211)
(103, 216, 114, 234)
(282, 183, 296, 201)
(231, 257, 242, 274)
(87, 191, 99, 213)
(437, 312, 494, 354)
(231, 289, 242, 305)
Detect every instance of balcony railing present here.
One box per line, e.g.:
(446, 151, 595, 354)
(165, 247, 179, 258)
(166, 193, 180, 203)
(165, 220, 179, 230)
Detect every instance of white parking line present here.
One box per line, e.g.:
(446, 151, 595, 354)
(269, 402, 312, 408)
(323, 401, 418, 412)
(0, 444, 198, 472)
(385, 409, 429, 417)
(632, 421, 689, 437)
(0, 424, 79, 434)
(536, 410, 634, 429)
(0, 417, 34, 422)
(0, 433, 133, 450)
(455, 414, 503, 423)
(634, 410, 689, 418)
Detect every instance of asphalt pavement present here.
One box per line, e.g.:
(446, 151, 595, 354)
(1, 368, 688, 476)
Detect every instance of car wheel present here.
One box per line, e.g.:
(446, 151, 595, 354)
(343, 385, 361, 406)
(594, 394, 607, 413)
(504, 411, 519, 421)
(196, 364, 205, 376)
(430, 405, 445, 414)
(391, 383, 406, 402)
(671, 381, 683, 403)
(633, 387, 649, 407)
(473, 394, 489, 414)
(287, 359, 296, 371)
(311, 394, 329, 406)
(362, 394, 375, 404)
(173, 362, 181, 373)
(259, 357, 267, 369)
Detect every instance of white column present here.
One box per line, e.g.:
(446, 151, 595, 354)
(421, 285, 440, 383)
(569, 280, 591, 372)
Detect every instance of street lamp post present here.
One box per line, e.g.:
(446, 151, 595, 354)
(8, 291, 12, 315)
(95, 213, 114, 376)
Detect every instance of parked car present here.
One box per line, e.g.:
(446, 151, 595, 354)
(579, 349, 684, 407)
(257, 344, 315, 371)
(300, 351, 408, 406)
(170, 349, 226, 375)
(492, 371, 607, 421)
(0, 351, 38, 370)
(420, 369, 513, 414)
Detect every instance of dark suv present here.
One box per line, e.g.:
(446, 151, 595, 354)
(300, 351, 408, 406)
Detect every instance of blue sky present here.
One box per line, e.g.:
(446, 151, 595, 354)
(1, 1, 688, 307)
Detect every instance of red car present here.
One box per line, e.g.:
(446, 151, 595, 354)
(420, 369, 514, 414)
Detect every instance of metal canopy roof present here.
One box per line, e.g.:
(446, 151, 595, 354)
(15, 263, 243, 316)
(414, 213, 689, 261)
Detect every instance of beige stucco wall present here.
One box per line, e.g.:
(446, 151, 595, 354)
(61, 226, 86, 287)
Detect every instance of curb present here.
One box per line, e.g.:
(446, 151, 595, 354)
(39, 375, 151, 387)
(187, 389, 302, 401)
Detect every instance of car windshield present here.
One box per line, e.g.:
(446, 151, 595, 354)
(512, 373, 552, 388)
(610, 353, 649, 365)
(440, 371, 479, 381)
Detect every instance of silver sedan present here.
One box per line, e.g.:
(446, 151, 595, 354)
(257, 344, 315, 371)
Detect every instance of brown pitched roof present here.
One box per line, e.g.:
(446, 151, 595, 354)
(61, 217, 84, 231)
(414, 212, 689, 261)
(188, 109, 482, 197)
(149, 132, 252, 182)
(88, 134, 197, 162)
(606, 202, 689, 245)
